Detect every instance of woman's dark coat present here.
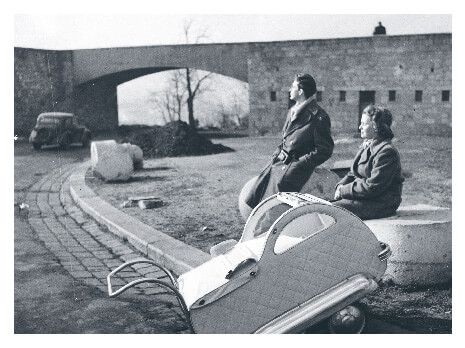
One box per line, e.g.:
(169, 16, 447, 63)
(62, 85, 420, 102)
(333, 137, 404, 219)
(245, 99, 334, 208)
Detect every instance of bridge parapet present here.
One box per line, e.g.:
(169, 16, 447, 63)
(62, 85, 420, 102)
(72, 42, 250, 85)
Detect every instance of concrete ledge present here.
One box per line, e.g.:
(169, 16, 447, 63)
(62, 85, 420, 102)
(69, 162, 211, 276)
(364, 204, 451, 286)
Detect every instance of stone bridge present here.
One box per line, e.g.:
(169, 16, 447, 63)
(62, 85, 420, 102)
(14, 33, 452, 136)
(15, 42, 249, 134)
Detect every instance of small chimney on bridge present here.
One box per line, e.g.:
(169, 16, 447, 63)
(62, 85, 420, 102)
(373, 22, 386, 35)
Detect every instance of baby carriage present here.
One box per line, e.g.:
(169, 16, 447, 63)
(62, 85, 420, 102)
(107, 192, 391, 334)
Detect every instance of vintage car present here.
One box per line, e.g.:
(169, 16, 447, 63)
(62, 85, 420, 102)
(29, 112, 92, 150)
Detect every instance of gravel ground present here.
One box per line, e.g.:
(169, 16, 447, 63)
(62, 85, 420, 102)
(86, 133, 452, 333)
(87, 134, 452, 252)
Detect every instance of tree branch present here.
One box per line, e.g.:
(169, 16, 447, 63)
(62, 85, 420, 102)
(192, 72, 213, 97)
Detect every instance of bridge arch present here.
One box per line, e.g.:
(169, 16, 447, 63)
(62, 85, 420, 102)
(70, 43, 250, 131)
(116, 67, 249, 128)
(73, 43, 250, 85)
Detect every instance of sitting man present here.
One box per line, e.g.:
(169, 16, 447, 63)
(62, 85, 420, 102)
(245, 73, 334, 209)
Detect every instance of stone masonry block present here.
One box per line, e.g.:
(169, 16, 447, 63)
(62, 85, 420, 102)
(91, 140, 134, 182)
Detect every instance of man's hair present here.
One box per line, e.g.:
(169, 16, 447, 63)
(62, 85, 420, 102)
(295, 73, 317, 98)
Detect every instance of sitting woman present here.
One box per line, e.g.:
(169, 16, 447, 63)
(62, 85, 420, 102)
(333, 106, 404, 220)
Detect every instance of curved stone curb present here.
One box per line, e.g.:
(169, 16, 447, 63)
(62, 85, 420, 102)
(69, 162, 211, 276)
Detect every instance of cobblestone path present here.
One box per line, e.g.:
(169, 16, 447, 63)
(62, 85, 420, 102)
(23, 163, 191, 333)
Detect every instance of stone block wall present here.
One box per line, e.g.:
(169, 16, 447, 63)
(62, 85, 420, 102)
(14, 33, 451, 138)
(247, 34, 452, 137)
(73, 79, 118, 134)
(14, 47, 119, 136)
(14, 48, 75, 136)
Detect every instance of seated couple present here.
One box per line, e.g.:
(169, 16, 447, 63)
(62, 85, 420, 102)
(244, 73, 404, 220)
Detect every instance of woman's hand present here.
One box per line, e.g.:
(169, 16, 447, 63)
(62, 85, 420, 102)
(334, 185, 342, 200)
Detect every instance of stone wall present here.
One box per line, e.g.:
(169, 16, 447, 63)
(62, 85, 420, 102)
(14, 47, 118, 135)
(14, 48, 75, 136)
(247, 34, 452, 136)
(14, 33, 452, 137)
(73, 79, 118, 134)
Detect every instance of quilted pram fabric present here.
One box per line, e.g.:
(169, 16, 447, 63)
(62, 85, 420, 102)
(187, 201, 387, 334)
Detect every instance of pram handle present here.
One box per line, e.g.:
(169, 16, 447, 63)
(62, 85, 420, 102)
(107, 258, 178, 295)
(106, 258, 195, 333)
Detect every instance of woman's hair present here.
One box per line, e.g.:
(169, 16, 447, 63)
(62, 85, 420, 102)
(363, 105, 394, 139)
(295, 73, 317, 98)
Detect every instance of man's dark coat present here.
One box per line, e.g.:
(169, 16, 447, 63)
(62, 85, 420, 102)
(245, 99, 334, 208)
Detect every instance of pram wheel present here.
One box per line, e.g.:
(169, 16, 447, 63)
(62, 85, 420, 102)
(328, 305, 366, 334)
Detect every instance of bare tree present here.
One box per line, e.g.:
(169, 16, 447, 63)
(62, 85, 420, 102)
(151, 90, 177, 124)
(171, 69, 186, 121)
(182, 20, 213, 129)
(217, 102, 230, 129)
(149, 20, 220, 128)
(229, 84, 249, 128)
(151, 70, 186, 123)
(216, 83, 250, 130)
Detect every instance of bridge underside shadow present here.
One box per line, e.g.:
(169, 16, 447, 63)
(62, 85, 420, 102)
(74, 67, 177, 133)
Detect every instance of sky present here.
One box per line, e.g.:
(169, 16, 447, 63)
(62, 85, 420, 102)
(14, 13, 452, 50)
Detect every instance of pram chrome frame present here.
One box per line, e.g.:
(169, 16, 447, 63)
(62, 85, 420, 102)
(254, 274, 377, 333)
(107, 258, 195, 333)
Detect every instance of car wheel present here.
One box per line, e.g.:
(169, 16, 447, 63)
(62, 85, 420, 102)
(328, 305, 366, 334)
(82, 133, 91, 148)
(32, 142, 41, 150)
(36, 128, 50, 141)
(58, 134, 72, 150)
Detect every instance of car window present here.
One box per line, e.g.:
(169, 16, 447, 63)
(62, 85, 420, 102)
(38, 117, 60, 125)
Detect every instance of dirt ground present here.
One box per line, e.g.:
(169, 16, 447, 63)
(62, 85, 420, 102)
(87, 133, 452, 333)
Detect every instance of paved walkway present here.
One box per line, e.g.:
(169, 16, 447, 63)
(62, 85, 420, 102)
(24, 162, 186, 300)
(68, 162, 211, 275)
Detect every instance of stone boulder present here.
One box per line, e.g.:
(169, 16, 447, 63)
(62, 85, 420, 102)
(121, 143, 144, 169)
(91, 140, 134, 182)
(238, 167, 340, 221)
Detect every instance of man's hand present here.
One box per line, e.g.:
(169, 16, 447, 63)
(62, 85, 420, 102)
(334, 185, 342, 200)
